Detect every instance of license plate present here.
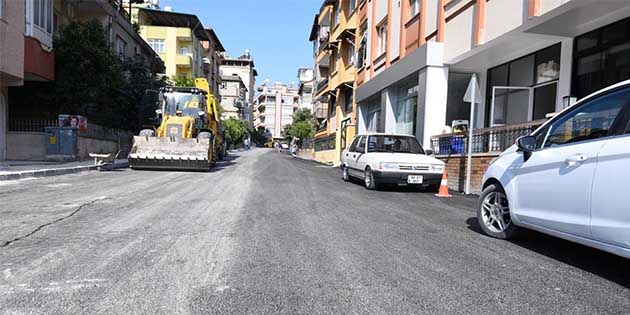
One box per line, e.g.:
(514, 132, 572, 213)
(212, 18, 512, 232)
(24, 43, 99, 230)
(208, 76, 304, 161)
(407, 175, 423, 184)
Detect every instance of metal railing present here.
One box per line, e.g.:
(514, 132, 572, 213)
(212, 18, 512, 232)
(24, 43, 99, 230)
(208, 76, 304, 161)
(8, 119, 57, 132)
(315, 78, 329, 94)
(314, 134, 336, 152)
(430, 120, 546, 155)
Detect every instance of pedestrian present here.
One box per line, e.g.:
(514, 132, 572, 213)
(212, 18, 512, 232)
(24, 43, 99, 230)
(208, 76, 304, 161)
(277, 142, 282, 153)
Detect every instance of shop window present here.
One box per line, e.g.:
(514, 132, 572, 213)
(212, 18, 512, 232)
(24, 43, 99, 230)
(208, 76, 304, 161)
(395, 82, 418, 135)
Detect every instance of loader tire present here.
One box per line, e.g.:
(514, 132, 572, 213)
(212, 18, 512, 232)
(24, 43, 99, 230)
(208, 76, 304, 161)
(139, 129, 155, 137)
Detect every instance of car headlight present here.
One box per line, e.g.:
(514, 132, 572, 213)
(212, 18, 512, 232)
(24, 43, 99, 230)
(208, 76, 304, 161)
(431, 164, 444, 172)
(379, 162, 399, 170)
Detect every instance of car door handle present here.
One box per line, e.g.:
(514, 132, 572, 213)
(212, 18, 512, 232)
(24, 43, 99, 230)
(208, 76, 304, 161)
(565, 154, 588, 165)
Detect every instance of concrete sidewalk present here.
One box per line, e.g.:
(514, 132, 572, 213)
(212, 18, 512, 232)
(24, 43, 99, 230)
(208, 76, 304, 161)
(0, 159, 129, 181)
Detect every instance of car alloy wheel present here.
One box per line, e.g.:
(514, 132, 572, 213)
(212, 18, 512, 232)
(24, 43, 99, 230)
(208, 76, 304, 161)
(342, 166, 350, 181)
(364, 168, 377, 190)
(480, 189, 511, 233)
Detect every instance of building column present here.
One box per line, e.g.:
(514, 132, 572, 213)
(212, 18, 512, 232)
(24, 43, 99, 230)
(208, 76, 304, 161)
(357, 102, 367, 134)
(556, 38, 574, 112)
(381, 89, 396, 133)
(0, 87, 7, 161)
(417, 66, 449, 148)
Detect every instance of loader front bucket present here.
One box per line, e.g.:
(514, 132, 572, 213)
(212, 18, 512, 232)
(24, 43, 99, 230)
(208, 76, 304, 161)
(128, 136, 212, 171)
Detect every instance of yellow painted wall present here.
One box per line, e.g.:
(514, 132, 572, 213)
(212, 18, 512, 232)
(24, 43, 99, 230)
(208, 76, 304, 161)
(139, 25, 203, 79)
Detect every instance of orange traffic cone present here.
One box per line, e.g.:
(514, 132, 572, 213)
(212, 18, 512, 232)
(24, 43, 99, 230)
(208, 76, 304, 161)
(435, 170, 452, 198)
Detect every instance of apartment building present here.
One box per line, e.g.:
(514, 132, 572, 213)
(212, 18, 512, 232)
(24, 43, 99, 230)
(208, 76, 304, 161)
(352, 0, 630, 192)
(254, 82, 300, 140)
(221, 51, 258, 128)
(136, 7, 207, 80)
(220, 75, 247, 120)
(297, 68, 315, 112)
(202, 28, 225, 97)
(2, 0, 162, 161)
(310, 0, 359, 165)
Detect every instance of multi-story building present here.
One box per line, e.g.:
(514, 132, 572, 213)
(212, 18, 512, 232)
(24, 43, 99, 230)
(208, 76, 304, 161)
(352, 0, 630, 192)
(310, 0, 359, 165)
(2, 0, 162, 161)
(220, 75, 247, 120)
(136, 7, 208, 80)
(254, 82, 300, 140)
(221, 51, 258, 128)
(202, 28, 225, 97)
(297, 68, 315, 112)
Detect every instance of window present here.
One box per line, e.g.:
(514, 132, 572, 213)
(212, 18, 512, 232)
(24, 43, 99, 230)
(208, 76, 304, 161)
(357, 23, 368, 68)
(180, 46, 189, 55)
(115, 35, 127, 56)
(348, 0, 356, 14)
(348, 137, 360, 152)
(334, 4, 341, 27)
(346, 42, 355, 67)
(0, 0, 5, 19)
(573, 18, 630, 99)
(367, 135, 424, 154)
(377, 23, 388, 55)
(32, 0, 52, 34)
(344, 90, 354, 113)
(356, 136, 366, 153)
(409, 0, 420, 17)
(331, 52, 339, 73)
(148, 39, 165, 53)
(540, 88, 630, 148)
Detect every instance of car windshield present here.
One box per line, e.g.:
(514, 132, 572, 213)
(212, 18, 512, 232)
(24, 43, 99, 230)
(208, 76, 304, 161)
(367, 135, 425, 154)
(162, 92, 204, 117)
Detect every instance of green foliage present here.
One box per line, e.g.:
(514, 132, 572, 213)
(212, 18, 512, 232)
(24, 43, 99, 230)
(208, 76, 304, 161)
(250, 126, 268, 146)
(282, 108, 317, 144)
(222, 117, 248, 146)
(172, 75, 195, 87)
(51, 19, 164, 131)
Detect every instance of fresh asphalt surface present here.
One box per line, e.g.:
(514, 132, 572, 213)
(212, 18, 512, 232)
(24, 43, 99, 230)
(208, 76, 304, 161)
(0, 149, 628, 314)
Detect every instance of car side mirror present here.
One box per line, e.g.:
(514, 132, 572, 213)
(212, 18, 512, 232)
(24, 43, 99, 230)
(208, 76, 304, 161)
(516, 135, 536, 162)
(425, 149, 433, 156)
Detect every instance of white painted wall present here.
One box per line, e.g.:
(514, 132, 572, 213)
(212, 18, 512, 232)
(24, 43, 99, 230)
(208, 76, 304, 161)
(390, 0, 402, 60)
(417, 66, 449, 147)
(357, 103, 367, 134)
(382, 89, 397, 133)
(556, 38, 573, 112)
(443, 5, 474, 61)
(375, 0, 388, 24)
(539, 0, 572, 16)
(485, 0, 524, 43)
(425, 0, 438, 37)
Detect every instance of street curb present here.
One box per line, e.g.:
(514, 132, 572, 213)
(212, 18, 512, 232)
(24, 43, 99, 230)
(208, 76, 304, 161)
(0, 161, 129, 182)
(292, 154, 335, 167)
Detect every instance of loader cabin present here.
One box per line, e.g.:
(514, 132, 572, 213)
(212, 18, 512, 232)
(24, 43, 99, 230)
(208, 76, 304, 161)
(159, 87, 208, 118)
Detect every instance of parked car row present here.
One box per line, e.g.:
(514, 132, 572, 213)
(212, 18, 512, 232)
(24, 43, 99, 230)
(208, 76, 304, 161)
(339, 80, 630, 259)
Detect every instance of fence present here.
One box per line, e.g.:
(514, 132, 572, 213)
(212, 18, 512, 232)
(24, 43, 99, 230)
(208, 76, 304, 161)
(430, 120, 546, 155)
(314, 134, 336, 152)
(8, 119, 57, 133)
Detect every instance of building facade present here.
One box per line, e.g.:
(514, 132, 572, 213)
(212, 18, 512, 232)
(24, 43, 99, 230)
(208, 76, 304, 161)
(350, 0, 630, 192)
(202, 28, 225, 97)
(2, 0, 163, 161)
(220, 75, 247, 120)
(297, 67, 315, 112)
(310, 0, 359, 165)
(221, 51, 258, 128)
(254, 82, 300, 140)
(136, 7, 208, 80)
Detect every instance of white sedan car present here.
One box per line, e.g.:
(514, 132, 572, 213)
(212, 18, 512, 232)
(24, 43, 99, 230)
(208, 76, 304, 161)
(341, 133, 445, 190)
(478, 80, 630, 258)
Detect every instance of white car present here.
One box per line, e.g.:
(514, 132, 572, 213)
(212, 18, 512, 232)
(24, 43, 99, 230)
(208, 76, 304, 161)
(478, 80, 630, 258)
(341, 133, 445, 190)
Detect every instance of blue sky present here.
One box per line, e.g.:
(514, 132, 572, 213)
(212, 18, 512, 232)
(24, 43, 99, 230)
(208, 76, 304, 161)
(160, 0, 321, 86)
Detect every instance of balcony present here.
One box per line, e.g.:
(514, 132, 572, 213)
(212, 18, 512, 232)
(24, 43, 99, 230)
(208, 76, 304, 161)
(24, 36, 55, 81)
(176, 28, 193, 40)
(430, 120, 546, 156)
(176, 54, 192, 68)
(315, 78, 330, 97)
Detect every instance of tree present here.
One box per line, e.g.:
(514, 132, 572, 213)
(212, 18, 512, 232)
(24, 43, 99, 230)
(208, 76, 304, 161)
(282, 108, 317, 145)
(222, 117, 248, 147)
(172, 75, 195, 87)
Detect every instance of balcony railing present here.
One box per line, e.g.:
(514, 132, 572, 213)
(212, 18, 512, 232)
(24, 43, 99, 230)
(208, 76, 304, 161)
(430, 120, 546, 155)
(315, 78, 329, 95)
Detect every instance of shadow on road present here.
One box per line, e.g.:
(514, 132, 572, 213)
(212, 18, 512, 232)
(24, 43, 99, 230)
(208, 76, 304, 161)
(209, 154, 239, 172)
(466, 217, 630, 289)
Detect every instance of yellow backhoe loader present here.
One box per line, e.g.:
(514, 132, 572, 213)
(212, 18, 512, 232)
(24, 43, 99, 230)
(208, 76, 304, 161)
(129, 78, 225, 171)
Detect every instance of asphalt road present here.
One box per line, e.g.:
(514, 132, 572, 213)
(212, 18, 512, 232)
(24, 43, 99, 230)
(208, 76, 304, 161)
(0, 149, 628, 314)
